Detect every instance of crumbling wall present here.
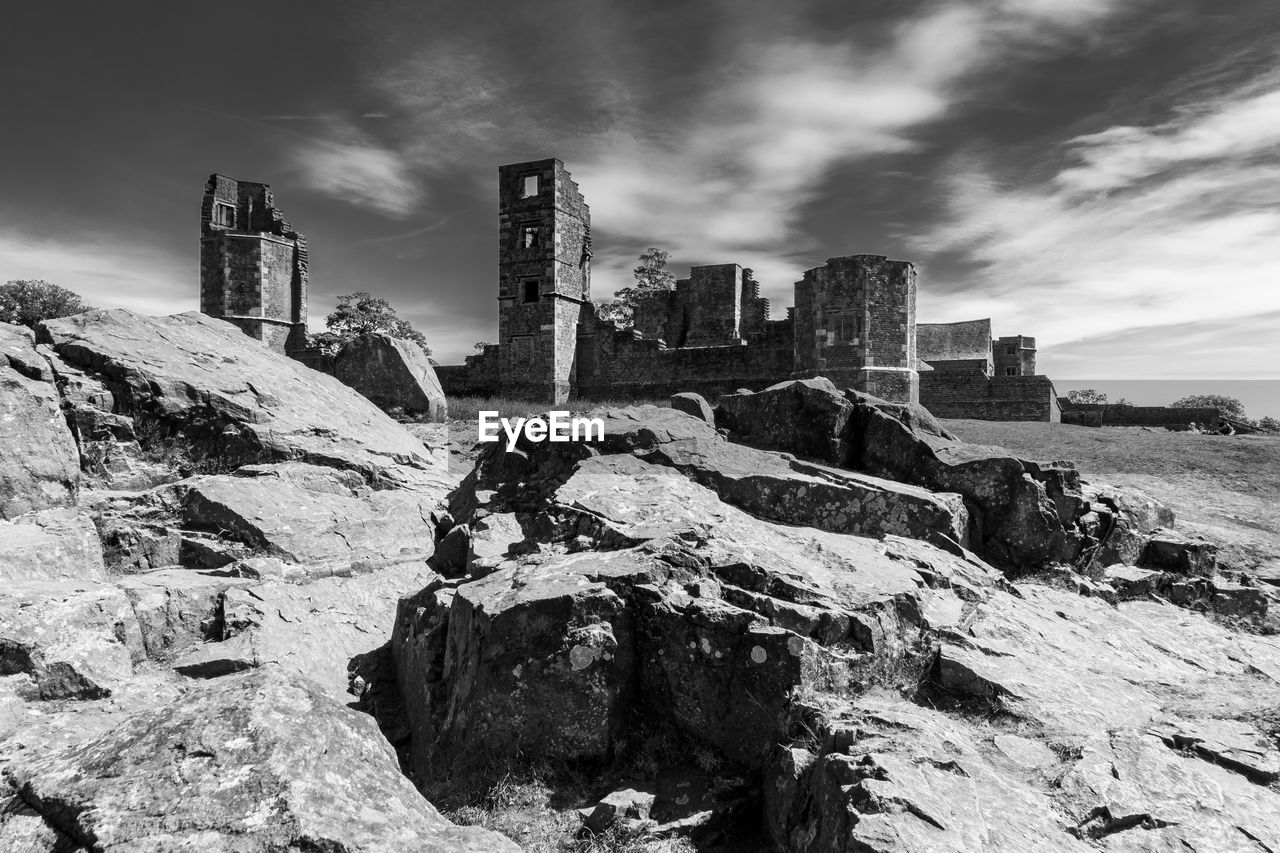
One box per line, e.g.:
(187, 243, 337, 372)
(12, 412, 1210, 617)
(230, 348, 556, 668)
(920, 373, 1060, 421)
(437, 347, 501, 398)
(574, 311, 794, 400)
(629, 264, 770, 349)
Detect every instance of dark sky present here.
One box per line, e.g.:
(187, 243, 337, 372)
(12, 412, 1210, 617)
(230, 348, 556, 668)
(2, 0, 1278, 408)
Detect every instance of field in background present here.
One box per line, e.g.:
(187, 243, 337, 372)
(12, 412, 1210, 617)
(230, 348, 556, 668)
(943, 419, 1280, 576)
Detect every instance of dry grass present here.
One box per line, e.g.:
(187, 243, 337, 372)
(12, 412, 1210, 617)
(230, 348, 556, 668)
(444, 774, 697, 853)
(942, 419, 1280, 573)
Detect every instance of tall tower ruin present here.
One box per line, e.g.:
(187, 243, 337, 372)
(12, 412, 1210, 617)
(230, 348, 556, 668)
(793, 255, 919, 403)
(497, 159, 591, 403)
(199, 174, 308, 354)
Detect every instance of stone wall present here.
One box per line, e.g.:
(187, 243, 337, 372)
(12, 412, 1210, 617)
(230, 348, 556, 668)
(1059, 402, 1222, 429)
(920, 372, 1060, 422)
(574, 312, 795, 400)
(917, 319, 993, 375)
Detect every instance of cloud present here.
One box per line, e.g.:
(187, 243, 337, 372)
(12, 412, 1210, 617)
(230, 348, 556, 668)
(0, 231, 194, 317)
(293, 130, 422, 217)
(567, 0, 1141, 305)
(1058, 85, 1280, 193)
(911, 78, 1280, 379)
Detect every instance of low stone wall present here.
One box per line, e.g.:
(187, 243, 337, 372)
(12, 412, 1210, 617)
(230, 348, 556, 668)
(1058, 402, 1221, 430)
(920, 373, 1060, 422)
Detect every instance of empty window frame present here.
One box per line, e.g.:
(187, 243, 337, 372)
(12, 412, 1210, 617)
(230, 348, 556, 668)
(1004, 366, 1018, 376)
(522, 278, 541, 303)
(832, 314, 861, 344)
(521, 224, 541, 249)
(521, 174, 540, 197)
(212, 202, 235, 227)
(1005, 345, 1017, 355)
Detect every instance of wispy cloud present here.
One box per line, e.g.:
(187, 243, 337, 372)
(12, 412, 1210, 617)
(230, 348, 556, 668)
(293, 130, 422, 218)
(568, 0, 1142, 302)
(0, 230, 193, 316)
(912, 76, 1280, 378)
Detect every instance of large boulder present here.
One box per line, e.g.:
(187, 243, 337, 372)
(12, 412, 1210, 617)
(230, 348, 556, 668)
(38, 310, 447, 490)
(0, 667, 517, 851)
(715, 377, 858, 466)
(333, 332, 447, 421)
(0, 324, 79, 519)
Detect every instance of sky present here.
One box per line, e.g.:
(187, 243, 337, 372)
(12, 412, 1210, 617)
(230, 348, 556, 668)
(1, 1, 1278, 413)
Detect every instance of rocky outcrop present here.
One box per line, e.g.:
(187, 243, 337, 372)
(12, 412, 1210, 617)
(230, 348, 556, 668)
(39, 310, 447, 489)
(0, 508, 105, 582)
(333, 332, 448, 420)
(712, 380, 1182, 572)
(395, 409, 1002, 795)
(96, 462, 442, 579)
(0, 310, 493, 849)
(175, 560, 435, 698)
(0, 324, 79, 518)
(1, 667, 517, 851)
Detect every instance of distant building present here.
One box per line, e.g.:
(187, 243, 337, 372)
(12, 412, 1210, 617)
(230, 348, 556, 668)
(916, 320, 1057, 421)
(199, 174, 308, 354)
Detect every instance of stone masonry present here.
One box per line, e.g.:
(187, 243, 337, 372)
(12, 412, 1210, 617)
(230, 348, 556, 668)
(199, 174, 308, 354)
(497, 158, 592, 404)
(418, 157, 1057, 418)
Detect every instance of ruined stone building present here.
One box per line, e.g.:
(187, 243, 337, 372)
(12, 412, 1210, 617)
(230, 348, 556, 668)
(915, 319, 1060, 421)
(195, 163, 1058, 420)
(439, 158, 930, 405)
(199, 174, 309, 354)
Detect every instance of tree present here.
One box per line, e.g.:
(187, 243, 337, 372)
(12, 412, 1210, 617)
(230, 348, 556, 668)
(310, 291, 431, 355)
(598, 248, 677, 327)
(474, 341, 493, 352)
(1067, 389, 1108, 405)
(1258, 416, 1280, 433)
(0, 280, 90, 328)
(1169, 394, 1246, 420)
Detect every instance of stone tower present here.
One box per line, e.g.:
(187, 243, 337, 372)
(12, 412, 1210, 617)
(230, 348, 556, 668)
(994, 335, 1037, 376)
(497, 159, 591, 403)
(793, 255, 919, 403)
(199, 174, 308, 354)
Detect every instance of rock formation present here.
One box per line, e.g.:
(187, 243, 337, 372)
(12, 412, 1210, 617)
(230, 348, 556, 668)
(3, 312, 1277, 852)
(333, 331, 448, 421)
